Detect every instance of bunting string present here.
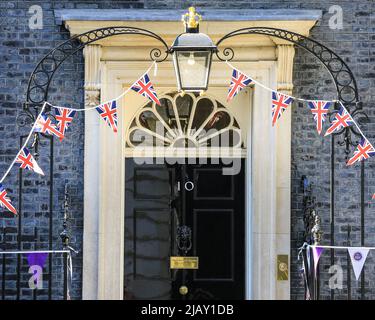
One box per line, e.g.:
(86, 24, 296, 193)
(225, 61, 375, 166)
(0, 101, 47, 184)
(0, 62, 162, 216)
(47, 61, 157, 112)
(0, 62, 157, 182)
(225, 60, 334, 103)
(337, 100, 375, 151)
(0, 250, 70, 254)
(309, 244, 375, 250)
(304, 243, 374, 281)
(1, 59, 375, 216)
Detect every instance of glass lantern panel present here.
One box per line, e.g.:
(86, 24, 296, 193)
(176, 51, 210, 90)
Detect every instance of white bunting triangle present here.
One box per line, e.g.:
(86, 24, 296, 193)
(348, 248, 370, 281)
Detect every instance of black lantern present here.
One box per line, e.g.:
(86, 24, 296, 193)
(170, 7, 217, 92)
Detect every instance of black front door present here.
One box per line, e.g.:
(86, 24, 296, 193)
(124, 158, 245, 300)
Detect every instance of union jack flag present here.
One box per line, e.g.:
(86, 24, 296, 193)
(227, 68, 252, 102)
(131, 73, 161, 106)
(347, 138, 375, 166)
(0, 184, 17, 215)
(55, 108, 76, 141)
(96, 100, 118, 133)
(271, 91, 294, 126)
(325, 107, 354, 136)
(34, 114, 64, 140)
(15, 147, 44, 175)
(307, 101, 331, 135)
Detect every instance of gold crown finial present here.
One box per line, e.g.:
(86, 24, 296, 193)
(182, 7, 202, 30)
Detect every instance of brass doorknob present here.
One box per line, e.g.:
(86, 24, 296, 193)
(179, 285, 188, 295)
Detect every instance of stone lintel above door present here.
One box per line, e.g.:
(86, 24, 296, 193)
(55, 9, 321, 48)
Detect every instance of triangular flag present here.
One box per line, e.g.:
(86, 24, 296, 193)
(25, 252, 48, 288)
(347, 137, 375, 166)
(15, 147, 44, 176)
(348, 248, 369, 280)
(96, 100, 118, 133)
(131, 73, 161, 106)
(0, 183, 17, 215)
(55, 108, 76, 142)
(271, 91, 293, 126)
(34, 113, 64, 140)
(325, 106, 354, 136)
(307, 101, 331, 135)
(26, 253, 48, 269)
(227, 68, 252, 102)
(312, 246, 324, 271)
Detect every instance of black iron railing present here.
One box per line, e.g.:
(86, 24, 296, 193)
(0, 184, 73, 300)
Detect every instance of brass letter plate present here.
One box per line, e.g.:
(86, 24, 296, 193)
(170, 256, 199, 269)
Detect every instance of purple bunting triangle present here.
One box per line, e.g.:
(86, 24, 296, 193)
(26, 253, 48, 269)
(312, 246, 324, 271)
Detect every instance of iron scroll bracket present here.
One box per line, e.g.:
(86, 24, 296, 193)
(215, 27, 365, 153)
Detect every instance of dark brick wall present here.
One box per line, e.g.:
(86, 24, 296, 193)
(0, 1, 374, 299)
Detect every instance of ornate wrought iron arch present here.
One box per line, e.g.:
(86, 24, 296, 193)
(26, 26, 362, 103)
(25, 26, 169, 109)
(215, 26, 368, 151)
(25, 26, 363, 110)
(216, 27, 359, 104)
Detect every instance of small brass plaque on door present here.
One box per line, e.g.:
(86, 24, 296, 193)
(170, 256, 199, 269)
(277, 255, 289, 280)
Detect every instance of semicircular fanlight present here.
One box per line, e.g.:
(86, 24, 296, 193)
(126, 91, 242, 149)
